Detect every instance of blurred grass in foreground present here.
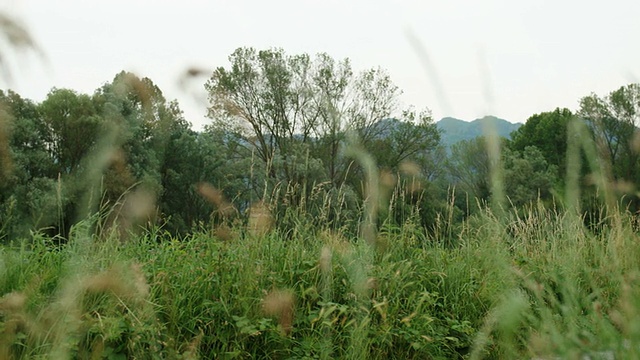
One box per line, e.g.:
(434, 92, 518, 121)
(2, 130, 640, 359)
(1, 10, 640, 360)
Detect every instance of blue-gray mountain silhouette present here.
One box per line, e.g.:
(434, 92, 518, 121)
(436, 115, 521, 148)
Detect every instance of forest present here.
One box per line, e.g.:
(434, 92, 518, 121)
(1, 47, 640, 359)
(2, 47, 638, 241)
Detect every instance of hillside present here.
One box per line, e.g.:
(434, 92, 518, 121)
(437, 115, 521, 148)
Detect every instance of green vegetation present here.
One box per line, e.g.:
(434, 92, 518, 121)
(1, 46, 640, 358)
(2, 199, 640, 359)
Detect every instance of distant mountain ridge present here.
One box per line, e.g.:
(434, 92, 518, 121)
(436, 116, 521, 148)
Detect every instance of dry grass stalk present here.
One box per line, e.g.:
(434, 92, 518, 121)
(262, 289, 295, 336)
(83, 262, 150, 302)
(197, 182, 237, 219)
(106, 185, 157, 241)
(0, 291, 28, 359)
(0, 291, 26, 314)
(248, 201, 273, 237)
(0, 12, 45, 84)
(319, 246, 332, 273)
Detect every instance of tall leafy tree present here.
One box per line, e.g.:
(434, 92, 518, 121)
(205, 47, 443, 233)
(508, 108, 573, 176)
(0, 90, 58, 239)
(94, 72, 199, 232)
(35, 89, 105, 234)
(367, 110, 441, 171)
(578, 84, 640, 182)
(205, 48, 317, 183)
(503, 146, 559, 207)
(206, 47, 438, 192)
(40, 88, 102, 176)
(309, 53, 353, 185)
(447, 136, 492, 206)
(159, 130, 216, 234)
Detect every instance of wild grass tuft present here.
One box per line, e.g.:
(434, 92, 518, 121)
(0, 25, 639, 358)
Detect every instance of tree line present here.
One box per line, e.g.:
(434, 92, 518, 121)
(0, 47, 639, 241)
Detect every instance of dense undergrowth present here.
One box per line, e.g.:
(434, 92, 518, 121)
(1, 202, 640, 359)
(0, 39, 638, 359)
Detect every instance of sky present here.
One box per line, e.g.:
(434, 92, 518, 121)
(2, 0, 640, 130)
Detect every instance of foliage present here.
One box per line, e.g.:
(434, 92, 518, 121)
(508, 108, 573, 176)
(0, 199, 639, 358)
(0, 58, 639, 359)
(503, 146, 559, 208)
(205, 47, 442, 234)
(1, 14, 640, 357)
(578, 84, 640, 187)
(447, 136, 492, 213)
(0, 90, 58, 238)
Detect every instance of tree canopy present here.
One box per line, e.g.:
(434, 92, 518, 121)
(0, 46, 639, 241)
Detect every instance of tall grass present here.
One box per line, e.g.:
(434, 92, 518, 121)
(2, 181, 640, 359)
(2, 96, 640, 359)
(1, 22, 639, 358)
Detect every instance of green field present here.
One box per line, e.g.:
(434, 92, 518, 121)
(1, 199, 639, 359)
(1, 41, 640, 358)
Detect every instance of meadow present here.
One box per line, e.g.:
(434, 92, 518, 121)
(0, 25, 638, 358)
(1, 186, 640, 359)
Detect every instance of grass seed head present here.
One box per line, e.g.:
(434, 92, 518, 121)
(320, 230, 351, 256)
(84, 271, 122, 294)
(632, 130, 640, 153)
(366, 277, 378, 291)
(248, 201, 273, 237)
(399, 161, 420, 177)
(0, 291, 26, 313)
(214, 224, 235, 241)
(380, 169, 396, 189)
(319, 246, 332, 273)
(197, 182, 237, 218)
(262, 289, 295, 336)
(130, 262, 150, 299)
(83, 264, 149, 302)
(123, 188, 156, 223)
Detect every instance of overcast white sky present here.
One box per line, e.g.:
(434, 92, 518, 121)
(2, 0, 640, 130)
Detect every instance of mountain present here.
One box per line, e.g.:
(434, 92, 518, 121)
(436, 116, 521, 148)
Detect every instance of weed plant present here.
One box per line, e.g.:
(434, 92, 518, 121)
(3, 164, 640, 359)
(0, 27, 639, 358)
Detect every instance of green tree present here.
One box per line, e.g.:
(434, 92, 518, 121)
(578, 84, 640, 182)
(206, 47, 435, 185)
(367, 110, 441, 171)
(94, 72, 199, 233)
(206, 47, 442, 232)
(503, 146, 558, 207)
(508, 108, 573, 176)
(205, 48, 317, 183)
(159, 130, 216, 234)
(308, 53, 353, 185)
(158, 127, 252, 235)
(40, 88, 102, 176)
(0, 90, 58, 239)
(447, 136, 492, 208)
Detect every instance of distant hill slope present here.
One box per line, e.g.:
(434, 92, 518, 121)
(436, 116, 521, 148)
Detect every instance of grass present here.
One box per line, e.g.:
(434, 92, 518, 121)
(0, 197, 639, 359)
(0, 24, 638, 357)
